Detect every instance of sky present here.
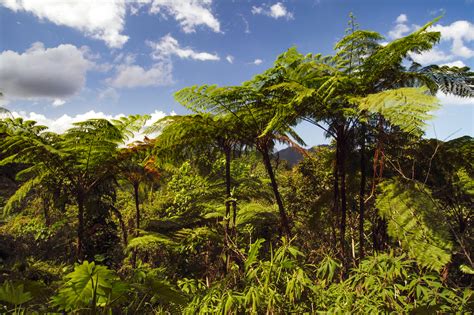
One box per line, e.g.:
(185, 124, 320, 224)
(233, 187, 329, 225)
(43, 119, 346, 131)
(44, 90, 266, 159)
(0, 0, 473, 147)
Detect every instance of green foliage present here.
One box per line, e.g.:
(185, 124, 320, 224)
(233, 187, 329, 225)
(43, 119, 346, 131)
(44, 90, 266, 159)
(2, 175, 45, 216)
(357, 87, 440, 136)
(52, 261, 127, 312)
(376, 179, 453, 270)
(184, 238, 316, 314)
(126, 231, 177, 254)
(321, 252, 472, 313)
(184, 240, 470, 314)
(0, 16, 472, 314)
(0, 281, 32, 307)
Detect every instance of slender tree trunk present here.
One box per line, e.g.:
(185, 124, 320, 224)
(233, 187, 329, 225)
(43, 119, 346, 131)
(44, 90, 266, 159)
(261, 148, 291, 238)
(133, 182, 140, 234)
(332, 150, 339, 249)
(43, 196, 51, 227)
(232, 200, 237, 239)
(337, 127, 347, 261)
(111, 205, 128, 245)
(224, 148, 231, 238)
(224, 148, 232, 272)
(77, 192, 85, 260)
(359, 123, 366, 260)
(132, 182, 140, 267)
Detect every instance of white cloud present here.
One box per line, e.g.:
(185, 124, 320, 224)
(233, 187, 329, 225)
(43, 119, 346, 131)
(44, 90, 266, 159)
(148, 34, 219, 61)
(98, 87, 120, 102)
(52, 99, 66, 107)
(0, 0, 128, 48)
(107, 62, 173, 88)
(388, 14, 415, 40)
(437, 91, 474, 106)
(388, 23, 412, 39)
(145, 0, 220, 33)
(0, 1, 221, 47)
(113, 52, 136, 65)
(389, 15, 474, 60)
(12, 110, 125, 134)
(0, 42, 91, 100)
(431, 20, 474, 58)
(241, 14, 250, 34)
(253, 58, 263, 65)
(252, 2, 293, 20)
(410, 47, 452, 64)
(12, 109, 172, 143)
(226, 55, 234, 64)
(441, 60, 467, 68)
(395, 14, 407, 24)
(388, 15, 474, 67)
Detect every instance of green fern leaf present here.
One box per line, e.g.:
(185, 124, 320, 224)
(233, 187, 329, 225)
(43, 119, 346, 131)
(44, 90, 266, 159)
(376, 179, 452, 270)
(358, 87, 439, 136)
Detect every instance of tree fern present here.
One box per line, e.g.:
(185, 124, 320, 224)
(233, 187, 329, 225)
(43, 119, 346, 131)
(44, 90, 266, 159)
(376, 179, 452, 270)
(126, 231, 177, 254)
(357, 87, 440, 136)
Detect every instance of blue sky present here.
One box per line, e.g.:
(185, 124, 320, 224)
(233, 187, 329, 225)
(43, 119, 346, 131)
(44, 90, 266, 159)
(0, 0, 473, 147)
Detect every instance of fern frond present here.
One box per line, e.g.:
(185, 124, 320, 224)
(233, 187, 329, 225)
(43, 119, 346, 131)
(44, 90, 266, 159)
(376, 179, 453, 270)
(126, 231, 177, 254)
(3, 174, 45, 216)
(357, 87, 440, 136)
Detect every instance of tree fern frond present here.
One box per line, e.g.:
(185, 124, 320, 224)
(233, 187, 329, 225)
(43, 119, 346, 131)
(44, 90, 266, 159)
(357, 87, 440, 136)
(376, 179, 453, 270)
(3, 174, 45, 215)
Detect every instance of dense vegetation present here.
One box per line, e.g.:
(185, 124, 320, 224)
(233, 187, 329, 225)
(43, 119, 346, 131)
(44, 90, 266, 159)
(0, 17, 473, 314)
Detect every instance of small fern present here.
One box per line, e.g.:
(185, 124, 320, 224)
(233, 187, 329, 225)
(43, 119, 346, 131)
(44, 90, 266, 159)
(0, 281, 32, 307)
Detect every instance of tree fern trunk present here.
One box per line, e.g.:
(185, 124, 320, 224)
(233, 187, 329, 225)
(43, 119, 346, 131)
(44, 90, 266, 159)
(332, 149, 339, 249)
(134, 182, 140, 234)
(337, 127, 347, 261)
(224, 148, 232, 273)
(261, 148, 291, 238)
(43, 196, 51, 227)
(133, 182, 140, 268)
(225, 148, 231, 237)
(77, 193, 85, 260)
(359, 123, 366, 260)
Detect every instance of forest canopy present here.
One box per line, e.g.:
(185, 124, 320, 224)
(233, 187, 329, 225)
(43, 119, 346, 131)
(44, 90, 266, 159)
(0, 16, 473, 313)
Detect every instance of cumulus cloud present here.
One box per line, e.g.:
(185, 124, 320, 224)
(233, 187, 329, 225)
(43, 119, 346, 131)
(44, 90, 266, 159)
(0, 0, 128, 48)
(0, 42, 91, 100)
(395, 14, 407, 24)
(12, 110, 125, 134)
(388, 14, 416, 39)
(441, 60, 467, 68)
(226, 55, 234, 64)
(12, 109, 169, 136)
(107, 62, 173, 88)
(253, 58, 263, 65)
(252, 2, 293, 20)
(431, 20, 474, 58)
(144, 0, 220, 33)
(0, 1, 221, 47)
(148, 34, 220, 61)
(98, 87, 120, 102)
(52, 99, 66, 107)
(410, 47, 452, 64)
(388, 14, 474, 66)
